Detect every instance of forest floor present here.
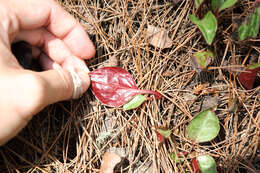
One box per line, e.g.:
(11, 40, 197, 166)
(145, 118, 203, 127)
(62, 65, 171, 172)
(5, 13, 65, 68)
(0, 0, 259, 172)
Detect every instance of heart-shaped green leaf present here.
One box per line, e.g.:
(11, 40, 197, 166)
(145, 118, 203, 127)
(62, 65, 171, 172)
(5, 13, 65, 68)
(191, 50, 214, 72)
(189, 11, 217, 45)
(187, 107, 220, 143)
(238, 7, 260, 40)
(123, 94, 147, 111)
(197, 155, 217, 173)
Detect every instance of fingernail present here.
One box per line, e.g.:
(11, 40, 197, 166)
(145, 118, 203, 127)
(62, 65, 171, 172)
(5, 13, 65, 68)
(77, 70, 90, 91)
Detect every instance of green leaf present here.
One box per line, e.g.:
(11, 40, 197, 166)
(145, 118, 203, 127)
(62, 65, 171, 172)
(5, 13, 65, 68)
(155, 127, 171, 142)
(238, 23, 250, 40)
(248, 63, 260, 70)
(187, 107, 220, 143)
(123, 94, 147, 111)
(212, 0, 223, 12)
(191, 50, 214, 72)
(195, 0, 204, 9)
(248, 8, 260, 37)
(189, 11, 217, 45)
(169, 152, 178, 162)
(238, 7, 260, 40)
(157, 128, 171, 138)
(197, 155, 217, 173)
(169, 152, 185, 163)
(219, 0, 237, 11)
(212, 0, 237, 12)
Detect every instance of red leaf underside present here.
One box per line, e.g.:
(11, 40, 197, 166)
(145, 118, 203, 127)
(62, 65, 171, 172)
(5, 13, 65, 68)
(154, 130, 164, 142)
(192, 158, 201, 173)
(90, 67, 162, 107)
(238, 67, 260, 90)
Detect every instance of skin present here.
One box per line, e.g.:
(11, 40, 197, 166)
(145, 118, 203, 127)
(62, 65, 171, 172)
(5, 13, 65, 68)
(0, 0, 95, 145)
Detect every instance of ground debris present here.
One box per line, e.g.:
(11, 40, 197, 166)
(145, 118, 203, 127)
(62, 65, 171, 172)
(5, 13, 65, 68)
(133, 160, 154, 173)
(98, 56, 118, 68)
(201, 95, 219, 111)
(147, 25, 173, 49)
(193, 83, 210, 95)
(3, 1, 259, 173)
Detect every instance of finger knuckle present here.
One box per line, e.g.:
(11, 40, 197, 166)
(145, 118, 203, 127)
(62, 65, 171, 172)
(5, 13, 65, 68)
(20, 73, 46, 111)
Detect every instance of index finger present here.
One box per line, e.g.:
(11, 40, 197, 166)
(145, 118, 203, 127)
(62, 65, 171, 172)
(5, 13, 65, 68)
(7, 0, 95, 59)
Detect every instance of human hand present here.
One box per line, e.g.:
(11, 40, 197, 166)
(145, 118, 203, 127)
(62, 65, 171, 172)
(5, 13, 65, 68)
(0, 0, 95, 145)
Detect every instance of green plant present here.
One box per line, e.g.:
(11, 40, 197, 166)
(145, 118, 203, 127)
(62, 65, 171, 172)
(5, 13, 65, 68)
(191, 50, 215, 72)
(155, 127, 172, 143)
(195, 0, 204, 8)
(189, 12, 217, 45)
(165, 106, 220, 170)
(190, 0, 238, 45)
(187, 107, 220, 143)
(193, 155, 217, 173)
(238, 7, 260, 40)
(212, 0, 238, 12)
(123, 94, 147, 110)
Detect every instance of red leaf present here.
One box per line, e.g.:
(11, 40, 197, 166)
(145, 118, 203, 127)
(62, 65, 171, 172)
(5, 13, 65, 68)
(238, 67, 260, 90)
(155, 130, 164, 142)
(192, 158, 201, 173)
(178, 152, 188, 157)
(154, 127, 171, 143)
(89, 67, 163, 107)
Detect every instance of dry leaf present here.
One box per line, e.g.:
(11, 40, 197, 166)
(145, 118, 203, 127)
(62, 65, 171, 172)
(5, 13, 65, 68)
(228, 97, 238, 113)
(162, 70, 176, 77)
(183, 92, 197, 102)
(202, 96, 219, 111)
(147, 25, 173, 49)
(201, 87, 218, 95)
(98, 56, 118, 68)
(193, 83, 209, 95)
(100, 152, 121, 173)
(240, 92, 246, 100)
(173, 0, 181, 3)
(133, 161, 154, 173)
(89, 101, 99, 112)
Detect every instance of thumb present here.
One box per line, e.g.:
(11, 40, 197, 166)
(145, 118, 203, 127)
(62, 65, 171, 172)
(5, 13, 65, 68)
(36, 63, 91, 108)
(0, 60, 90, 145)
